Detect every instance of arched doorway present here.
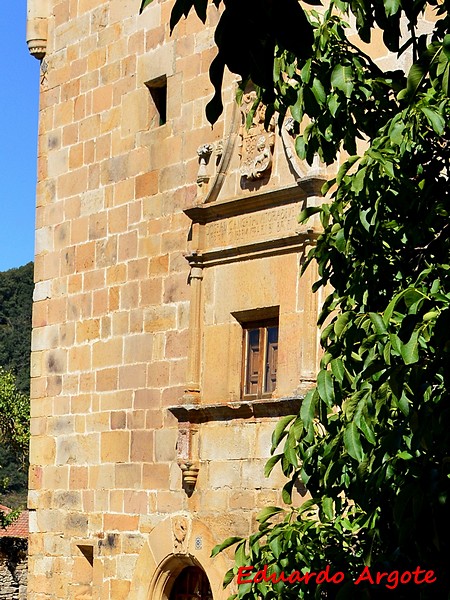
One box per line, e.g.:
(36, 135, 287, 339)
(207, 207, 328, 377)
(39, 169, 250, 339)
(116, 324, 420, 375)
(168, 566, 213, 600)
(128, 517, 232, 600)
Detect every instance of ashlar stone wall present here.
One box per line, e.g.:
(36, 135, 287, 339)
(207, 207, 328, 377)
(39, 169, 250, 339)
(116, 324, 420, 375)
(26, 0, 439, 598)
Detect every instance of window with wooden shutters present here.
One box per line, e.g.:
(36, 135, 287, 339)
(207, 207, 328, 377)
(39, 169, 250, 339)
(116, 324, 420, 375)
(242, 319, 279, 398)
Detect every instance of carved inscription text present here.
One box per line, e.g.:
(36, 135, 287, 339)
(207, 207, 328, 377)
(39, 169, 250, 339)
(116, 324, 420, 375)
(205, 204, 300, 249)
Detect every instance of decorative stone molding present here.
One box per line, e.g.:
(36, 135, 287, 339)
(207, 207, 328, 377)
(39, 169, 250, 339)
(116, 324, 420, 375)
(239, 90, 275, 182)
(172, 516, 189, 551)
(26, 0, 48, 59)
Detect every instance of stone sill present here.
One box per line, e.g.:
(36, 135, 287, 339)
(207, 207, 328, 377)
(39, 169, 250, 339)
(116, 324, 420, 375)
(168, 395, 306, 424)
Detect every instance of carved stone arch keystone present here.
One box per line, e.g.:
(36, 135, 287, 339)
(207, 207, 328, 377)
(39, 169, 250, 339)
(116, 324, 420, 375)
(128, 516, 233, 600)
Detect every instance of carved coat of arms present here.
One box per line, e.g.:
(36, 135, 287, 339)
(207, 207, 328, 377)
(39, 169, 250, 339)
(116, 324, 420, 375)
(239, 91, 275, 181)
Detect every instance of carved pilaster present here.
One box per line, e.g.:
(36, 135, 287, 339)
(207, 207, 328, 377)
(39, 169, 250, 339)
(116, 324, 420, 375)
(184, 254, 204, 402)
(27, 0, 48, 59)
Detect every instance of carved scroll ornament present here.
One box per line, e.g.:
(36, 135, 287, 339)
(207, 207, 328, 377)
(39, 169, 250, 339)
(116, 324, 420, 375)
(239, 91, 275, 181)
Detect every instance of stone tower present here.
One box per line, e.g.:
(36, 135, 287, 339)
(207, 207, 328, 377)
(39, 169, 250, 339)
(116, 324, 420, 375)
(25, 1, 330, 598)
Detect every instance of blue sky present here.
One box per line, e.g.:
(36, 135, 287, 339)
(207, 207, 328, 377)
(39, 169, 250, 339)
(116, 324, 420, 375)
(0, 1, 40, 272)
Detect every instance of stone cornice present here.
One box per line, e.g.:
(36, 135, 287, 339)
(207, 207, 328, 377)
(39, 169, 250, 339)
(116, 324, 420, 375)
(184, 179, 325, 225)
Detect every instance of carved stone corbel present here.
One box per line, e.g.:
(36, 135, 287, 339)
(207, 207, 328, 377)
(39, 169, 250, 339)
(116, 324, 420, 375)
(176, 424, 200, 495)
(27, 0, 48, 59)
(179, 462, 200, 488)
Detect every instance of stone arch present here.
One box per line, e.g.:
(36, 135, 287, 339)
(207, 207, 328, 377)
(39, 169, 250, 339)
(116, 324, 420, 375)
(128, 516, 233, 600)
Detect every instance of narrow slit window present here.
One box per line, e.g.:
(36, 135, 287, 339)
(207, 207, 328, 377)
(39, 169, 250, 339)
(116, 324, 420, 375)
(146, 76, 167, 127)
(73, 544, 94, 599)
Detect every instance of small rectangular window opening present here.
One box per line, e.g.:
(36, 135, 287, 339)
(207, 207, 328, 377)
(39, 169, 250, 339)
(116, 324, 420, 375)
(78, 544, 94, 566)
(242, 318, 279, 398)
(146, 76, 167, 126)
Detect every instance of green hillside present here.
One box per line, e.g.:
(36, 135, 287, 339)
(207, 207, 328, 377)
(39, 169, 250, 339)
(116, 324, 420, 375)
(0, 262, 33, 508)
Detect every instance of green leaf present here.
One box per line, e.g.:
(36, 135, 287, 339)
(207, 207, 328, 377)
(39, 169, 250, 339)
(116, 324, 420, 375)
(312, 77, 326, 104)
(404, 62, 427, 100)
(211, 536, 243, 557)
(358, 414, 376, 445)
(301, 59, 312, 84)
(235, 540, 247, 566)
(384, 0, 400, 17)
(223, 568, 236, 588)
(281, 479, 295, 505)
(322, 496, 334, 520)
(269, 534, 283, 559)
(352, 167, 367, 193)
(291, 88, 304, 122)
(421, 107, 445, 134)
(271, 415, 296, 450)
(300, 389, 317, 427)
(344, 422, 364, 461)
(331, 358, 345, 383)
(317, 370, 335, 406)
(139, 0, 154, 13)
(264, 453, 283, 477)
(400, 330, 419, 365)
(369, 312, 387, 335)
(256, 506, 284, 523)
(298, 206, 322, 224)
(331, 64, 354, 97)
(334, 312, 352, 336)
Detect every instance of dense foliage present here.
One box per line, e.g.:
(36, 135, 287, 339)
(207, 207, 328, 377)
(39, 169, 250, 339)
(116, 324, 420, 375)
(0, 368, 30, 521)
(141, 0, 450, 598)
(0, 262, 34, 394)
(0, 263, 33, 512)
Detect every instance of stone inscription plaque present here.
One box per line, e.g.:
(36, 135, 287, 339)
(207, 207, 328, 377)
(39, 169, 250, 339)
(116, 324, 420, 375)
(204, 203, 301, 249)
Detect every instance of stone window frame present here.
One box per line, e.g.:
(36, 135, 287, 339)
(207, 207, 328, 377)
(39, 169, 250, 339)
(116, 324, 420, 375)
(232, 306, 279, 400)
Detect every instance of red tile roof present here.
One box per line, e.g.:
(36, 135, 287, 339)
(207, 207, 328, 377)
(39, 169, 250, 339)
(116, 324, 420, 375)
(0, 505, 29, 538)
